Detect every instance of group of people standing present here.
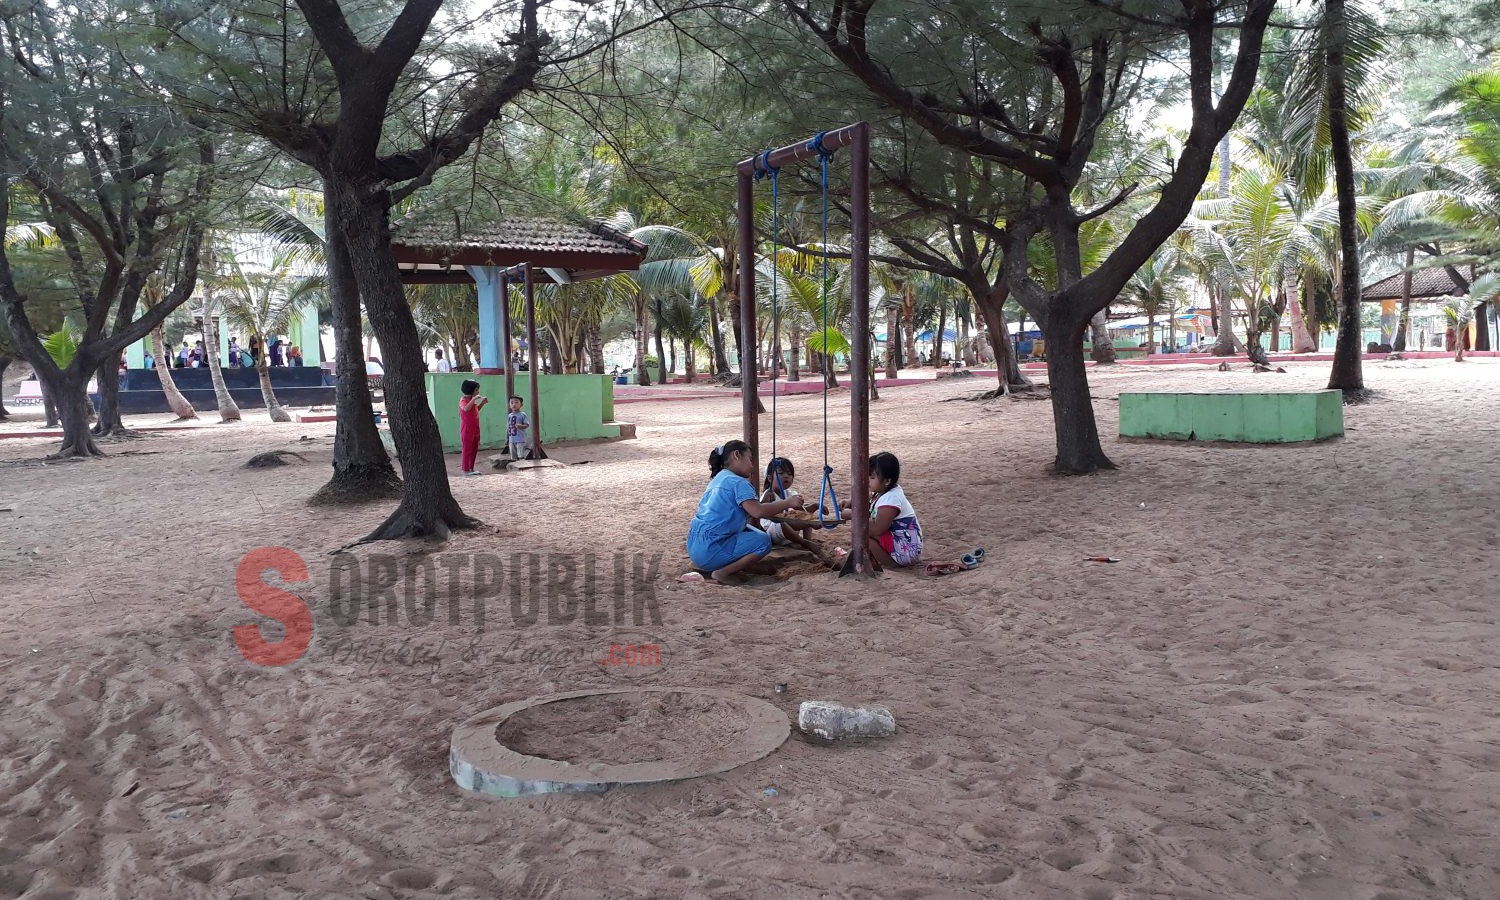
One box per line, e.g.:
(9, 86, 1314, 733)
(143, 336, 302, 369)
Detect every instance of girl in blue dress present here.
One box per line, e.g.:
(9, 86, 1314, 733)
(687, 440, 805, 583)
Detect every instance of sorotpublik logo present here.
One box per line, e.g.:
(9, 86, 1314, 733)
(232, 546, 665, 672)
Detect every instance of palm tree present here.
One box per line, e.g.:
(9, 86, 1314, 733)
(1123, 248, 1188, 354)
(141, 276, 199, 421)
(608, 217, 716, 386)
(1191, 159, 1347, 364)
(655, 294, 709, 383)
(218, 248, 317, 422)
(1277, 0, 1386, 388)
(409, 282, 479, 369)
(198, 245, 244, 423)
(761, 247, 852, 388)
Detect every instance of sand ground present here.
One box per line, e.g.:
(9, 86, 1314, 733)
(1, 359, 1498, 899)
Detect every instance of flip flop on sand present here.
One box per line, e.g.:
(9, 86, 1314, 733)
(924, 561, 966, 576)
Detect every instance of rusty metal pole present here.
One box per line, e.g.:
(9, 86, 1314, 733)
(524, 263, 546, 460)
(500, 274, 515, 404)
(737, 165, 759, 472)
(846, 123, 872, 576)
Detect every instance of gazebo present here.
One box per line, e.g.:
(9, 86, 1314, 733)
(1361, 264, 1491, 351)
(391, 217, 648, 458)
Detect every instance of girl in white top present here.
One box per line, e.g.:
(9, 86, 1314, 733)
(841, 451, 923, 568)
(757, 457, 823, 555)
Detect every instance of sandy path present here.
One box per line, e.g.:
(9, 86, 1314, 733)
(1, 359, 1498, 899)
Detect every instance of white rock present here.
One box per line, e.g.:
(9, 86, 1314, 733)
(797, 701, 896, 740)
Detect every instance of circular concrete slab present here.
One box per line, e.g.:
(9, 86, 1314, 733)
(450, 688, 790, 798)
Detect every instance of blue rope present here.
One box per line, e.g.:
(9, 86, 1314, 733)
(817, 147, 842, 529)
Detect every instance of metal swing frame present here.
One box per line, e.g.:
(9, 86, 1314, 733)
(736, 122, 873, 576)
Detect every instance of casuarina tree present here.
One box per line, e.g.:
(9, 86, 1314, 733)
(782, 0, 1277, 473)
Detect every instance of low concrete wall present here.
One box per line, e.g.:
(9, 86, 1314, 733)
(1119, 390, 1344, 443)
(426, 373, 620, 452)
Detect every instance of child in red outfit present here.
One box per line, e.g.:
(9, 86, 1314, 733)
(459, 379, 488, 476)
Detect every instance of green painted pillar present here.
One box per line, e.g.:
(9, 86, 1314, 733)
(126, 339, 146, 369)
(295, 312, 322, 365)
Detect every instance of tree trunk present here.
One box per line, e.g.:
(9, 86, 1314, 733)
(1473, 303, 1491, 352)
(0, 355, 9, 420)
(92, 360, 124, 436)
(931, 303, 947, 365)
(959, 307, 974, 365)
(788, 321, 801, 381)
(1288, 286, 1317, 353)
(52, 372, 104, 458)
(1045, 314, 1114, 473)
(1326, 0, 1365, 391)
(634, 300, 652, 386)
(256, 356, 292, 422)
(667, 336, 676, 379)
(152, 326, 199, 420)
(1244, 295, 1269, 365)
(1146, 312, 1157, 355)
(1393, 248, 1414, 352)
(824, 352, 839, 387)
(200, 309, 242, 423)
(1088, 309, 1118, 364)
(903, 296, 918, 369)
(1211, 285, 1238, 356)
(885, 306, 899, 378)
(970, 281, 1027, 389)
(654, 314, 667, 382)
(546, 330, 564, 375)
(587, 320, 605, 374)
(685, 345, 697, 383)
(1269, 287, 1285, 352)
(41, 379, 58, 428)
(707, 295, 730, 376)
(312, 208, 401, 505)
(331, 178, 475, 542)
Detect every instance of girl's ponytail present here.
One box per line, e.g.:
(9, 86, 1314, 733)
(708, 439, 750, 478)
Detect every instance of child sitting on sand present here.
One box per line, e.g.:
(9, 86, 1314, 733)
(841, 451, 923, 569)
(687, 441, 806, 584)
(757, 457, 823, 555)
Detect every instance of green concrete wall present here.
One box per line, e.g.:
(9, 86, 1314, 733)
(1119, 390, 1344, 443)
(426, 372, 618, 452)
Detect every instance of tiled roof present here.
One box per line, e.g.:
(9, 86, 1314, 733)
(390, 216, 647, 257)
(1362, 265, 1474, 300)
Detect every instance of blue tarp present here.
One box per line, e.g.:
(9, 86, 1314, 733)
(916, 328, 958, 341)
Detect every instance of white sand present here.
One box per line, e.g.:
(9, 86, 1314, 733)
(1, 358, 1498, 899)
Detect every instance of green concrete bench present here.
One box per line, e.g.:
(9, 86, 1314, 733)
(1118, 390, 1344, 443)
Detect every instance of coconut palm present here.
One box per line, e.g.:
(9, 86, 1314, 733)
(218, 249, 318, 422)
(141, 276, 200, 420)
(1123, 248, 1189, 354)
(758, 246, 852, 388)
(198, 245, 245, 423)
(655, 294, 709, 383)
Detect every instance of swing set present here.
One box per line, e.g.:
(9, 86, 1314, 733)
(736, 122, 874, 576)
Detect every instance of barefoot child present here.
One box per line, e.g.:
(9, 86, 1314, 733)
(687, 441, 805, 583)
(459, 380, 488, 476)
(757, 457, 822, 555)
(841, 451, 923, 569)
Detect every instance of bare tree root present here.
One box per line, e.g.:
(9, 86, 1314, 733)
(308, 467, 404, 505)
(358, 506, 482, 544)
(244, 450, 309, 468)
